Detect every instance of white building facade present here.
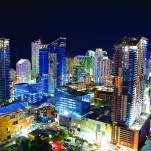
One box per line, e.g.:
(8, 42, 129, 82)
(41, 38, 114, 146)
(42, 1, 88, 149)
(93, 48, 110, 85)
(16, 59, 31, 83)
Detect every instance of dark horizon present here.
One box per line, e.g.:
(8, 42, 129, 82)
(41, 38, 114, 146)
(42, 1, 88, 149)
(1, 0, 151, 69)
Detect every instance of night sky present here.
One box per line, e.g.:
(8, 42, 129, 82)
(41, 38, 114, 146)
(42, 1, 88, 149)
(0, 0, 151, 69)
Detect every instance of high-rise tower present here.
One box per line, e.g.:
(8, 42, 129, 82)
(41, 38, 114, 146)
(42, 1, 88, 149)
(31, 39, 42, 80)
(93, 48, 108, 85)
(49, 37, 66, 87)
(38, 37, 66, 95)
(16, 59, 31, 83)
(39, 44, 49, 94)
(48, 52, 57, 94)
(112, 36, 148, 142)
(0, 38, 10, 105)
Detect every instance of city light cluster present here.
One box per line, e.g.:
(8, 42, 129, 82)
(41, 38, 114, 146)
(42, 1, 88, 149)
(0, 36, 151, 151)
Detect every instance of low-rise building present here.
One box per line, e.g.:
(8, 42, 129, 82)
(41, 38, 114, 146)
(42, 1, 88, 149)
(70, 106, 112, 144)
(114, 113, 151, 150)
(67, 82, 87, 91)
(0, 104, 34, 142)
(94, 88, 113, 105)
(55, 85, 90, 120)
(36, 106, 55, 122)
(14, 83, 43, 104)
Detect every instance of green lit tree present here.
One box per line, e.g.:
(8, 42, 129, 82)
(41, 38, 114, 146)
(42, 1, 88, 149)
(21, 138, 30, 151)
(59, 129, 69, 139)
(52, 129, 69, 141)
(28, 135, 52, 151)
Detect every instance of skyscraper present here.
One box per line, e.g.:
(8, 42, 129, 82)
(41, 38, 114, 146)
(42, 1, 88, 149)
(111, 36, 151, 151)
(38, 37, 66, 95)
(39, 45, 49, 76)
(16, 59, 31, 83)
(31, 39, 42, 80)
(112, 36, 148, 142)
(10, 68, 17, 83)
(48, 53, 57, 94)
(93, 48, 108, 85)
(0, 38, 10, 105)
(146, 51, 151, 81)
(71, 55, 85, 83)
(99, 56, 110, 85)
(49, 37, 66, 87)
(66, 57, 74, 83)
(39, 44, 49, 94)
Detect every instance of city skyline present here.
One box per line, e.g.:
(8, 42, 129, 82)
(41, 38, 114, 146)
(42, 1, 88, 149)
(1, 0, 151, 69)
(0, 1, 151, 149)
(0, 35, 150, 150)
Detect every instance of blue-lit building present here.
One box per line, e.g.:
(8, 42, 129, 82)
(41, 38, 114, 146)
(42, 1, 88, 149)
(48, 53, 57, 94)
(39, 45, 49, 76)
(39, 45, 49, 94)
(146, 51, 151, 82)
(112, 36, 148, 127)
(38, 37, 66, 95)
(55, 85, 90, 119)
(48, 37, 66, 88)
(0, 38, 10, 106)
(112, 36, 148, 145)
(14, 83, 43, 104)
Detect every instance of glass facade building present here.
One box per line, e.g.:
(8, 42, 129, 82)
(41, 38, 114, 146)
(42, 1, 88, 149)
(112, 36, 148, 145)
(39, 45, 49, 94)
(14, 83, 43, 104)
(38, 37, 66, 95)
(66, 57, 74, 83)
(31, 39, 42, 80)
(146, 52, 151, 81)
(49, 37, 66, 87)
(72, 66, 83, 82)
(93, 48, 109, 85)
(48, 53, 57, 94)
(39, 45, 49, 76)
(55, 85, 90, 119)
(0, 38, 10, 105)
(112, 36, 148, 143)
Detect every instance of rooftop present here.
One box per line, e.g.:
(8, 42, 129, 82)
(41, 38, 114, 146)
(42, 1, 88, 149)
(141, 137, 151, 151)
(15, 83, 28, 86)
(114, 35, 147, 47)
(0, 103, 25, 115)
(28, 129, 43, 137)
(16, 136, 29, 143)
(17, 59, 29, 64)
(28, 128, 57, 137)
(86, 105, 112, 123)
(129, 112, 150, 131)
(95, 90, 113, 95)
(57, 85, 89, 96)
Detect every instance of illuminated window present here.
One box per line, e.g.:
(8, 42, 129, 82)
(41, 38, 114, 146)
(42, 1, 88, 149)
(12, 121, 18, 125)
(7, 127, 10, 133)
